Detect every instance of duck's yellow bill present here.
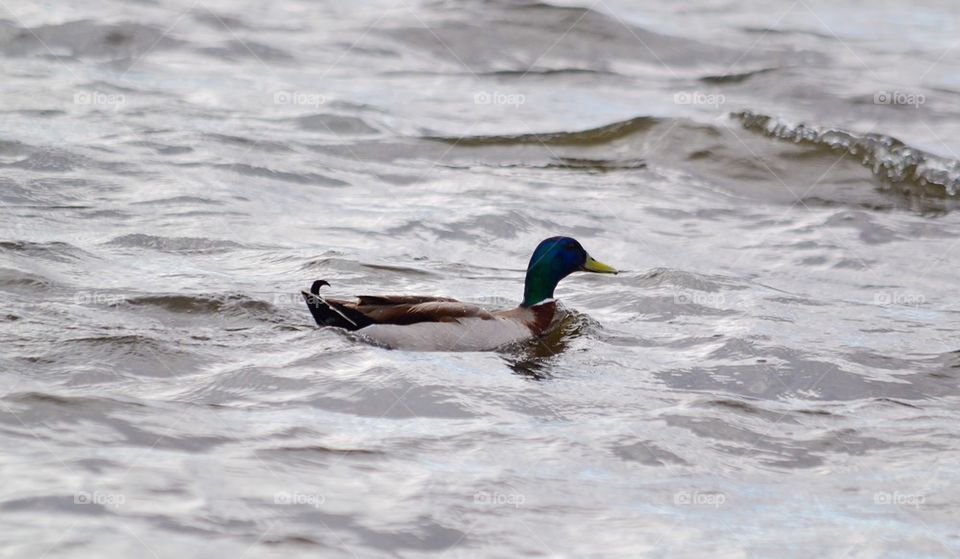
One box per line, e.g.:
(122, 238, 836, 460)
(583, 255, 618, 274)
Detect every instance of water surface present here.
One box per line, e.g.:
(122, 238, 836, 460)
(2, 0, 960, 556)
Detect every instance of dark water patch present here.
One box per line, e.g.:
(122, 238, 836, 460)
(696, 397, 789, 421)
(85, 79, 150, 95)
(476, 67, 620, 77)
(636, 268, 744, 292)
(126, 294, 275, 316)
(106, 234, 246, 253)
(0, 495, 117, 515)
(199, 39, 293, 62)
(261, 508, 468, 553)
(0, 268, 53, 290)
(47, 334, 209, 379)
(700, 67, 777, 84)
(295, 114, 380, 136)
(764, 295, 828, 307)
(131, 196, 225, 207)
(262, 536, 324, 547)
(809, 427, 916, 457)
(599, 294, 737, 322)
(201, 133, 292, 152)
(0, 139, 32, 156)
(79, 209, 132, 222)
(795, 408, 834, 416)
(797, 196, 901, 213)
(821, 211, 900, 244)
(0, 241, 88, 262)
(126, 140, 195, 155)
(22, 177, 118, 200)
(191, 10, 253, 30)
(549, 156, 646, 171)
(659, 342, 946, 401)
(330, 41, 399, 59)
(74, 457, 123, 474)
(872, 398, 922, 409)
(382, 212, 602, 241)
(662, 413, 825, 469)
(4, 149, 94, 172)
(262, 445, 384, 457)
(1, 392, 234, 452)
(156, 145, 193, 155)
(61, 333, 168, 349)
(0, 20, 185, 58)
(613, 440, 689, 466)
(213, 163, 348, 186)
(304, 138, 469, 166)
(361, 262, 438, 276)
(176, 367, 314, 404)
(300, 256, 438, 277)
(740, 26, 837, 40)
(376, 172, 423, 185)
(492, 157, 647, 172)
(3, 391, 145, 409)
(0, 109, 65, 118)
(384, 0, 748, 72)
(446, 211, 534, 239)
(428, 116, 659, 146)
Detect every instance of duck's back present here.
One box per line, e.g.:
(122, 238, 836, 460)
(303, 282, 558, 351)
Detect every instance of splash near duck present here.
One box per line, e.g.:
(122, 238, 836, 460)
(301, 237, 617, 351)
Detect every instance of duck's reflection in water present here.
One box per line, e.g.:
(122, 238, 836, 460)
(503, 310, 589, 380)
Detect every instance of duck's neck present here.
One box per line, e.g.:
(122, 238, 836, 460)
(521, 266, 559, 307)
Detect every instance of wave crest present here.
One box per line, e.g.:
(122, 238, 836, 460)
(735, 111, 960, 196)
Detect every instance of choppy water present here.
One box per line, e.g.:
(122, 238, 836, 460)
(2, 0, 960, 556)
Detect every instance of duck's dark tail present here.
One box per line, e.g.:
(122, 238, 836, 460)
(301, 280, 372, 331)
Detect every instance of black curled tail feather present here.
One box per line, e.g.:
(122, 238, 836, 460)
(310, 280, 330, 295)
(302, 280, 373, 331)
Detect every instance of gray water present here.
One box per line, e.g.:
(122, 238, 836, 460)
(2, 0, 960, 557)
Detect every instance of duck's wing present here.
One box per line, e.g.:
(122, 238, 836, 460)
(356, 295, 458, 306)
(356, 300, 494, 325)
(302, 285, 494, 330)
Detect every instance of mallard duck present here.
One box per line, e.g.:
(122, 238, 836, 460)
(301, 236, 617, 351)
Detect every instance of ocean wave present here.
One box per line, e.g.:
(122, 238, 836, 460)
(427, 116, 659, 146)
(107, 234, 247, 253)
(735, 111, 960, 196)
(126, 294, 276, 315)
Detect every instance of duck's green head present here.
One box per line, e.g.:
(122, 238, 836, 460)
(521, 236, 617, 307)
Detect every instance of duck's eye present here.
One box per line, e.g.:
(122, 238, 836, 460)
(565, 243, 576, 250)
